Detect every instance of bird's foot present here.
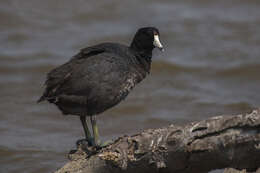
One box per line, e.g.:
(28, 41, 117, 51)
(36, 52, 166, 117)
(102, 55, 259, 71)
(76, 138, 113, 153)
(76, 138, 95, 151)
(99, 139, 113, 148)
(90, 139, 113, 149)
(69, 138, 96, 160)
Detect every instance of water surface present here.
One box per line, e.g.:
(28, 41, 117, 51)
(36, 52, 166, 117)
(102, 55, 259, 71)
(0, 0, 260, 172)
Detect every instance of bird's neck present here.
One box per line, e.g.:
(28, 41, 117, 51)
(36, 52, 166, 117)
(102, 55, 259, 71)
(130, 41, 153, 58)
(137, 54, 152, 74)
(132, 50, 152, 74)
(130, 40, 153, 73)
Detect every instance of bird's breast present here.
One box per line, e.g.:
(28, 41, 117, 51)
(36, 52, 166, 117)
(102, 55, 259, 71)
(116, 70, 146, 101)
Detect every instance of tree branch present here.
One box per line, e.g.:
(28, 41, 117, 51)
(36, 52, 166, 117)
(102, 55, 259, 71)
(55, 109, 260, 173)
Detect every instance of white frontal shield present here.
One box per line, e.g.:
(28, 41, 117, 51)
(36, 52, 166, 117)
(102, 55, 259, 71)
(153, 35, 164, 51)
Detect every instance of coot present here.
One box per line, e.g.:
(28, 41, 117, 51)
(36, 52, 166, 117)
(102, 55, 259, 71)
(38, 27, 164, 146)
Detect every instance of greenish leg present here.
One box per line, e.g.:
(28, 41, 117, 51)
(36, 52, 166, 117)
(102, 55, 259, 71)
(90, 115, 101, 146)
(80, 116, 93, 146)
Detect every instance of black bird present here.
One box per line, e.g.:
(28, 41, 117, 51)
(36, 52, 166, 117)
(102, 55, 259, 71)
(38, 27, 164, 146)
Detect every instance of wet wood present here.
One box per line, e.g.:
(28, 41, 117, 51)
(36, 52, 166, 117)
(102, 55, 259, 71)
(55, 109, 260, 173)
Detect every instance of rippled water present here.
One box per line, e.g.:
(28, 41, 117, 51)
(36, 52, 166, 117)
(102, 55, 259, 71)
(1, 0, 260, 172)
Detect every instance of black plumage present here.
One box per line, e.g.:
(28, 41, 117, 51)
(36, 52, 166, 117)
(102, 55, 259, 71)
(38, 27, 163, 146)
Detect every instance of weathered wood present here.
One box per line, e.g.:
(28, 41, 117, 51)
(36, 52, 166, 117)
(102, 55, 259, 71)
(224, 168, 260, 173)
(55, 109, 260, 173)
(224, 168, 246, 173)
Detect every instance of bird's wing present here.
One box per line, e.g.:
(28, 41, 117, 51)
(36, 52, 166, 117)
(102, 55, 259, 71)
(38, 45, 107, 102)
(56, 52, 129, 96)
(72, 45, 106, 60)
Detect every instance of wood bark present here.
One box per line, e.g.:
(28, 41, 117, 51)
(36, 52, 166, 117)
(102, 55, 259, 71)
(55, 109, 260, 173)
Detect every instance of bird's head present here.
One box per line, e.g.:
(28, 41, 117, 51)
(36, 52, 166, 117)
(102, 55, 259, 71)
(131, 27, 164, 54)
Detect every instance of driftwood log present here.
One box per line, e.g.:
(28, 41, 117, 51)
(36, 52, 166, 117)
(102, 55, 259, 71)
(55, 109, 260, 173)
(224, 168, 260, 173)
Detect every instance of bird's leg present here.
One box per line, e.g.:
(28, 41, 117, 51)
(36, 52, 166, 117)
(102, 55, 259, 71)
(80, 116, 94, 146)
(90, 115, 101, 146)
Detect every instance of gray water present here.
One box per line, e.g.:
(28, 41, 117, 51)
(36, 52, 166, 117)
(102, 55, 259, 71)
(0, 0, 260, 172)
